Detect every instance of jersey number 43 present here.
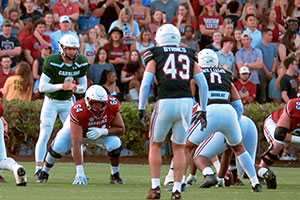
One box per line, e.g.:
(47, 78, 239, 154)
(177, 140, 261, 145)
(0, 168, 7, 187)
(163, 53, 190, 80)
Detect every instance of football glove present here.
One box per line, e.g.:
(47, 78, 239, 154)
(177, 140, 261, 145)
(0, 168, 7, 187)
(191, 111, 207, 131)
(139, 110, 150, 127)
(72, 174, 88, 185)
(216, 177, 225, 187)
(86, 127, 108, 140)
(72, 165, 87, 185)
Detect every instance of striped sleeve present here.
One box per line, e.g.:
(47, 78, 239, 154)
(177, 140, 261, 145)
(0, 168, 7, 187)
(143, 49, 154, 65)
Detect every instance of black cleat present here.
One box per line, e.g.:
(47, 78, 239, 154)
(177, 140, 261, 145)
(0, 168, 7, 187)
(199, 174, 218, 188)
(146, 186, 161, 199)
(36, 171, 49, 183)
(34, 169, 42, 181)
(171, 190, 181, 199)
(252, 183, 262, 193)
(110, 172, 125, 184)
(263, 169, 277, 189)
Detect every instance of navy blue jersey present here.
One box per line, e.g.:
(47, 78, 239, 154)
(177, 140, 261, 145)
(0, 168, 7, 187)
(202, 67, 233, 104)
(143, 46, 197, 99)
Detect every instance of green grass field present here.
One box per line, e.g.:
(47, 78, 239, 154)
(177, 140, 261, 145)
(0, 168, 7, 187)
(0, 162, 300, 200)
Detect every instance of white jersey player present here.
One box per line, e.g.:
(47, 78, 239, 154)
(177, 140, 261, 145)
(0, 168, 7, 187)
(34, 34, 88, 179)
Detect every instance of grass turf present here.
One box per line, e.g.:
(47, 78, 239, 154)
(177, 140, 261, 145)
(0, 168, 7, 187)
(0, 162, 299, 200)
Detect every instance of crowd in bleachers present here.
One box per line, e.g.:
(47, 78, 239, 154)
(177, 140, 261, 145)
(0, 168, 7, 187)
(0, 0, 300, 105)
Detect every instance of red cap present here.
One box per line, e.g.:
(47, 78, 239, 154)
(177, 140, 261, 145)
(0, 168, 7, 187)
(205, 0, 216, 6)
(0, 101, 4, 117)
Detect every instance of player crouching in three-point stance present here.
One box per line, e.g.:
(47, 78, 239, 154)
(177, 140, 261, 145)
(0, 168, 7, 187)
(139, 24, 209, 199)
(260, 97, 300, 168)
(35, 34, 88, 178)
(36, 85, 125, 185)
(0, 101, 27, 186)
(184, 49, 262, 193)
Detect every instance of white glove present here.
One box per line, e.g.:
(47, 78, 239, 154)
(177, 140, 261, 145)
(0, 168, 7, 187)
(86, 127, 108, 140)
(216, 177, 225, 187)
(186, 174, 198, 186)
(72, 165, 87, 185)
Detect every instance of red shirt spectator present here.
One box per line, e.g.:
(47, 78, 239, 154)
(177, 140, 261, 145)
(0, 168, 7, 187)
(52, 0, 80, 24)
(0, 56, 15, 98)
(234, 66, 257, 105)
(23, 19, 51, 65)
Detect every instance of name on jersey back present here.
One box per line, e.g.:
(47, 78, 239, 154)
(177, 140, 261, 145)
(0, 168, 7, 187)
(202, 68, 226, 73)
(163, 47, 187, 53)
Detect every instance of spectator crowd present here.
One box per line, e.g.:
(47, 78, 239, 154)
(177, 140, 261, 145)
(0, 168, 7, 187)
(1, 0, 300, 106)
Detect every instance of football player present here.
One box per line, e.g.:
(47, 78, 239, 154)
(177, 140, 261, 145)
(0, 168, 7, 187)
(260, 98, 300, 168)
(0, 101, 27, 186)
(184, 49, 262, 192)
(36, 85, 125, 185)
(139, 24, 209, 199)
(192, 114, 276, 189)
(34, 34, 88, 179)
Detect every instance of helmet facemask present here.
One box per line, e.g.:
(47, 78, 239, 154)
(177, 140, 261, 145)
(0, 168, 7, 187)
(86, 97, 107, 117)
(59, 43, 79, 61)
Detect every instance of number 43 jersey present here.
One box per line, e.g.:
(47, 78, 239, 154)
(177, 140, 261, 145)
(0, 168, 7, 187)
(143, 46, 197, 99)
(70, 96, 120, 137)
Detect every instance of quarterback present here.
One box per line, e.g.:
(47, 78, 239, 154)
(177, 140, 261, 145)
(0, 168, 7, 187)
(35, 34, 88, 179)
(36, 85, 125, 185)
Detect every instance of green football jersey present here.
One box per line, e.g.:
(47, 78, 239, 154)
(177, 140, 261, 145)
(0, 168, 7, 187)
(43, 54, 88, 100)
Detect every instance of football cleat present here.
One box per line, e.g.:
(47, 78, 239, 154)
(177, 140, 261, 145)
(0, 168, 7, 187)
(171, 190, 181, 199)
(252, 183, 262, 193)
(263, 169, 277, 189)
(0, 174, 7, 183)
(199, 174, 218, 188)
(164, 169, 174, 186)
(36, 171, 49, 183)
(13, 167, 27, 186)
(110, 172, 125, 185)
(34, 169, 42, 181)
(186, 174, 198, 186)
(146, 186, 161, 199)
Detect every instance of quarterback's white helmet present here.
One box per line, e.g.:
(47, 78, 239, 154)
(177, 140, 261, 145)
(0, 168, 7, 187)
(198, 48, 219, 68)
(155, 24, 181, 47)
(58, 34, 80, 60)
(85, 85, 108, 115)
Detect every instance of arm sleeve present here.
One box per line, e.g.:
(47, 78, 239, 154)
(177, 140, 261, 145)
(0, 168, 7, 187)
(231, 99, 243, 120)
(75, 76, 87, 94)
(39, 73, 63, 93)
(193, 72, 208, 111)
(138, 71, 154, 110)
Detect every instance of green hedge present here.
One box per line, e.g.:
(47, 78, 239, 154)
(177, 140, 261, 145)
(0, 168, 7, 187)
(3, 100, 284, 157)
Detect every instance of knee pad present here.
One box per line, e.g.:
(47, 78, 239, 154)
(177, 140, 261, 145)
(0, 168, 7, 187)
(108, 146, 122, 158)
(261, 144, 279, 166)
(49, 146, 62, 159)
(274, 127, 288, 141)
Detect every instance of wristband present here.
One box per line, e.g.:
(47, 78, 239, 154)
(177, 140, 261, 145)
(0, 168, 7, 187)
(76, 165, 84, 174)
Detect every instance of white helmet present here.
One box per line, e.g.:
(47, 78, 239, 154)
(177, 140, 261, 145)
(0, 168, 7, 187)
(155, 24, 181, 47)
(85, 85, 108, 115)
(58, 34, 80, 60)
(197, 49, 219, 68)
